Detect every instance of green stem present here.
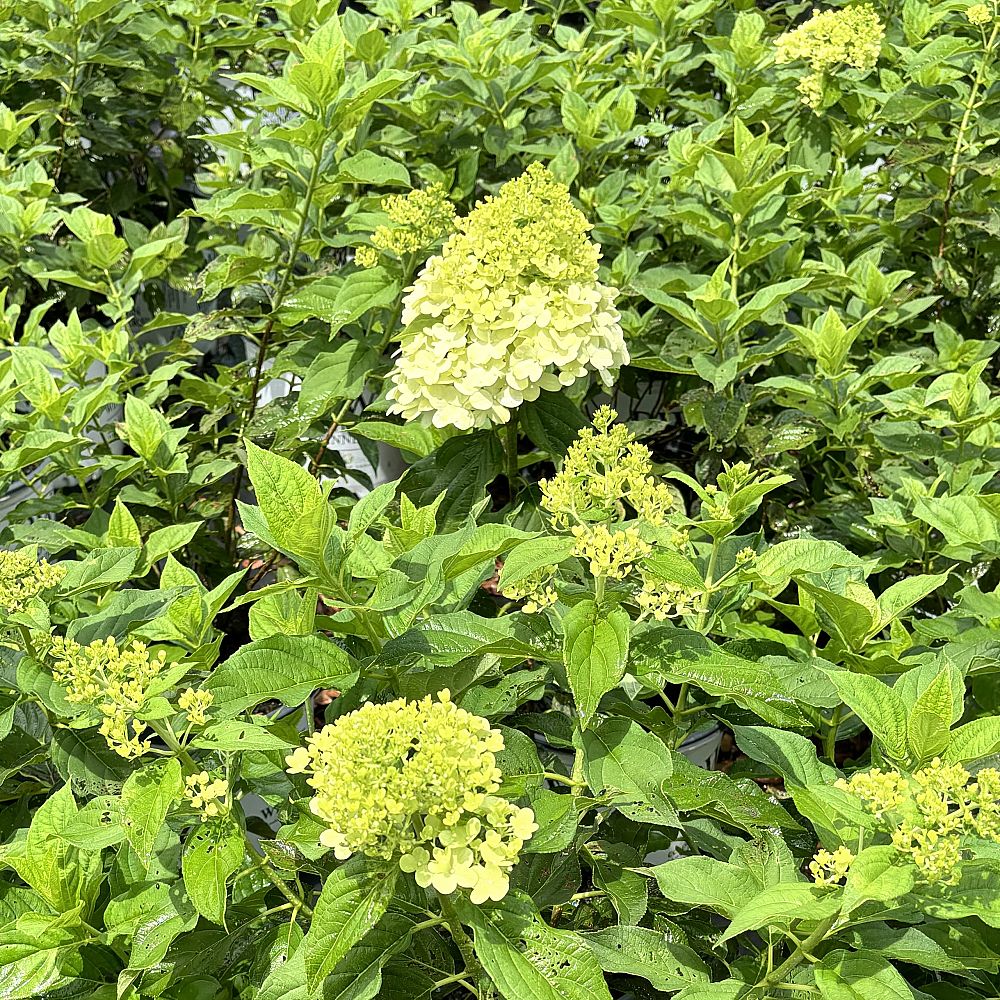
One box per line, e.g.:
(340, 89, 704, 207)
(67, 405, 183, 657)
(938, 22, 999, 257)
(504, 411, 520, 498)
(436, 892, 491, 998)
(756, 914, 838, 992)
(542, 771, 585, 789)
(227, 139, 330, 556)
(824, 704, 843, 763)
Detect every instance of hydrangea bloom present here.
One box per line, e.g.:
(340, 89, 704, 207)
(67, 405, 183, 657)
(386, 164, 628, 430)
(286, 691, 536, 904)
(967, 2, 992, 23)
(179, 688, 214, 725)
(809, 845, 855, 885)
(0, 549, 65, 617)
(774, 5, 885, 107)
(185, 771, 230, 821)
(539, 406, 673, 529)
(837, 759, 1000, 884)
(48, 636, 170, 758)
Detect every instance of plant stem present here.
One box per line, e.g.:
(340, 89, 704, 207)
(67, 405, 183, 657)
(226, 140, 329, 557)
(938, 22, 999, 257)
(824, 704, 843, 763)
(436, 891, 491, 998)
(504, 411, 519, 498)
(542, 771, 585, 788)
(756, 914, 837, 991)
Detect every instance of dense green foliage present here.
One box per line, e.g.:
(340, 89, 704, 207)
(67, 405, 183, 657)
(3, 0, 1000, 996)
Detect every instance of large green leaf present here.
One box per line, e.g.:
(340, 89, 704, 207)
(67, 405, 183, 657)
(631, 627, 806, 727)
(203, 634, 357, 716)
(121, 758, 183, 871)
(563, 600, 629, 729)
(582, 719, 678, 826)
(581, 926, 709, 992)
(468, 896, 612, 1000)
(182, 821, 245, 925)
(303, 857, 398, 993)
(245, 441, 332, 566)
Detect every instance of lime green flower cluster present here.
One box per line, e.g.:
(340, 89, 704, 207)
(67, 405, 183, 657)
(184, 771, 230, 821)
(571, 524, 651, 580)
(809, 845, 855, 885)
(967, 2, 992, 24)
(362, 184, 457, 267)
(0, 549, 66, 617)
(636, 576, 701, 621)
(500, 565, 559, 614)
(774, 4, 884, 108)
(540, 406, 674, 529)
(386, 164, 627, 430)
(49, 636, 170, 759)
(285, 691, 537, 904)
(179, 688, 214, 725)
(838, 759, 1000, 883)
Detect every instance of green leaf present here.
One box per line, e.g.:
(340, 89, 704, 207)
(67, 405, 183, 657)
(841, 846, 915, 913)
(631, 627, 806, 728)
(245, 441, 332, 566)
(203, 634, 357, 716)
(299, 341, 380, 417)
(581, 926, 709, 992)
(825, 671, 908, 763)
(912, 495, 1000, 560)
(719, 883, 839, 943)
(583, 719, 678, 826)
(0, 784, 103, 913)
(337, 150, 410, 187)
(182, 821, 245, 925)
(563, 601, 629, 729)
(733, 726, 839, 787)
(944, 716, 1000, 763)
(498, 536, 575, 591)
(519, 390, 587, 458)
(876, 572, 950, 630)
(750, 539, 863, 592)
(649, 856, 757, 918)
(104, 879, 198, 969)
(0, 913, 87, 999)
(191, 720, 296, 752)
(303, 857, 398, 993)
(468, 897, 613, 1000)
(814, 950, 912, 1000)
(121, 758, 183, 870)
(258, 914, 414, 1000)
(907, 666, 955, 763)
(58, 547, 140, 596)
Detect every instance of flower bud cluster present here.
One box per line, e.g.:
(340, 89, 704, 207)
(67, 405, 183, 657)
(48, 636, 170, 759)
(0, 549, 66, 617)
(967, 2, 992, 24)
(809, 845, 855, 885)
(571, 524, 651, 580)
(184, 771, 230, 821)
(540, 406, 673, 529)
(636, 576, 702, 621)
(838, 759, 1000, 884)
(774, 4, 884, 108)
(500, 565, 559, 614)
(179, 688, 214, 725)
(387, 164, 628, 430)
(286, 691, 536, 904)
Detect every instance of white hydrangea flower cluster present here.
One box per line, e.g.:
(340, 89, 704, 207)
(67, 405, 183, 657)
(387, 163, 628, 430)
(286, 691, 537, 904)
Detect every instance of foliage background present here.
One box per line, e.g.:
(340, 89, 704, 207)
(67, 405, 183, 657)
(3, 0, 1000, 996)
